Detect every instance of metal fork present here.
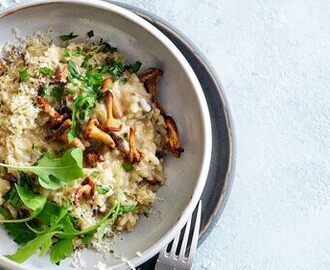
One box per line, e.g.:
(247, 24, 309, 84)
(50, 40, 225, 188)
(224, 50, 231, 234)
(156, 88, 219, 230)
(155, 201, 202, 270)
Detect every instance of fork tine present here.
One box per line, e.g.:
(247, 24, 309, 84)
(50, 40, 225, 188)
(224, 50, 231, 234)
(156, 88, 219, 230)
(188, 201, 202, 260)
(169, 228, 181, 258)
(178, 214, 192, 260)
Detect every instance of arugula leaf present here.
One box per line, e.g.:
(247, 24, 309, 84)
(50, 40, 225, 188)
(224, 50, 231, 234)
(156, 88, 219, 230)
(81, 232, 94, 244)
(126, 61, 142, 73)
(68, 59, 80, 79)
(87, 30, 94, 38)
(3, 223, 36, 244)
(59, 32, 78, 42)
(0, 206, 11, 219)
(37, 202, 68, 228)
(19, 69, 30, 82)
(15, 185, 46, 214)
(5, 232, 54, 263)
(50, 239, 73, 264)
(39, 67, 55, 76)
(2, 187, 23, 209)
(51, 85, 64, 101)
(0, 148, 84, 190)
(122, 161, 133, 172)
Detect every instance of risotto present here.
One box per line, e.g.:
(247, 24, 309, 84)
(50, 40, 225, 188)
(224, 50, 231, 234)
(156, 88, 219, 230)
(0, 31, 183, 264)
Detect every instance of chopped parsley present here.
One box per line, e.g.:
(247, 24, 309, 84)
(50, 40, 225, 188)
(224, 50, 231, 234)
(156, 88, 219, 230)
(64, 48, 70, 58)
(59, 32, 79, 42)
(19, 69, 30, 82)
(74, 46, 83, 56)
(39, 67, 55, 77)
(96, 185, 109, 195)
(121, 77, 128, 84)
(90, 171, 100, 178)
(50, 85, 64, 101)
(67, 60, 80, 79)
(81, 53, 93, 68)
(126, 61, 142, 73)
(122, 161, 134, 172)
(98, 40, 117, 53)
(101, 59, 124, 81)
(87, 30, 94, 38)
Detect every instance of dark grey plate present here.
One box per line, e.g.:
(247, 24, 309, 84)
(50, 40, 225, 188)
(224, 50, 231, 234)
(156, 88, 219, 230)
(111, 3, 236, 269)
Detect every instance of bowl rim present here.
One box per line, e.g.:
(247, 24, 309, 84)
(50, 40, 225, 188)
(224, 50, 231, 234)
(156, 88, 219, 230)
(0, 0, 212, 269)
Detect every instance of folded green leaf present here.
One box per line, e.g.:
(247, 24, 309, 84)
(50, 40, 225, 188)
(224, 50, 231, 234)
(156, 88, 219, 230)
(50, 239, 73, 264)
(15, 184, 46, 214)
(0, 148, 84, 190)
(5, 232, 54, 263)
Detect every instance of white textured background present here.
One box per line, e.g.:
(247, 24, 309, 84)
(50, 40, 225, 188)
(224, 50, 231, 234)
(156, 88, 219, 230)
(1, 0, 330, 269)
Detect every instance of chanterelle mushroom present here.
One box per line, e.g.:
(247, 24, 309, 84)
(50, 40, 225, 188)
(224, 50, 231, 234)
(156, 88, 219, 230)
(102, 78, 123, 119)
(55, 119, 85, 150)
(85, 150, 105, 168)
(36, 96, 69, 128)
(138, 68, 164, 113)
(74, 176, 95, 205)
(102, 92, 122, 132)
(127, 127, 143, 163)
(165, 116, 184, 158)
(55, 64, 69, 83)
(85, 119, 116, 149)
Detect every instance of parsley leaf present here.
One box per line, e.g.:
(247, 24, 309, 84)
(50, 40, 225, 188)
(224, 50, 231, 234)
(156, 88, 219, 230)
(59, 32, 78, 42)
(102, 59, 124, 81)
(39, 67, 55, 76)
(19, 69, 30, 82)
(0, 148, 84, 190)
(87, 30, 94, 38)
(50, 239, 73, 264)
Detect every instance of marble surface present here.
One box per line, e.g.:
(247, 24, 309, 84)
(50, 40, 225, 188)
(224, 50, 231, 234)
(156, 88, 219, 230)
(1, 0, 330, 269)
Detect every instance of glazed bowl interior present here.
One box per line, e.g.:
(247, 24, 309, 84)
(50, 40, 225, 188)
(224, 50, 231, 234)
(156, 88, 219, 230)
(0, 1, 212, 269)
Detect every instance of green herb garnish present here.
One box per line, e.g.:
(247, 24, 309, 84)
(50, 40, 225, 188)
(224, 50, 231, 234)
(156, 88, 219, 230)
(51, 85, 64, 101)
(98, 40, 117, 53)
(81, 53, 93, 68)
(64, 48, 70, 58)
(67, 60, 80, 79)
(127, 61, 142, 73)
(91, 171, 100, 178)
(122, 161, 134, 172)
(59, 32, 78, 42)
(0, 148, 84, 190)
(19, 69, 30, 82)
(87, 30, 94, 38)
(96, 185, 109, 195)
(39, 67, 55, 77)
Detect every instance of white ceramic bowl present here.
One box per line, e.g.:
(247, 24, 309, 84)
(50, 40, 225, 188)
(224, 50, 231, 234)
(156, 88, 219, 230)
(0, 1, 212, 269)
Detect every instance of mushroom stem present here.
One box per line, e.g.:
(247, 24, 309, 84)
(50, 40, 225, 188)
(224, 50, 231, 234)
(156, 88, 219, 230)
(165, 116, 184, 158)
(85, 119, 116, 149)
(102, 92, 122, 132)
(127, 127, 142, 163)
(102, 78, 123, 119)
(138, 68, 164, 114)
(55, 119, 85, 150)
(36, 96, 69, 128)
